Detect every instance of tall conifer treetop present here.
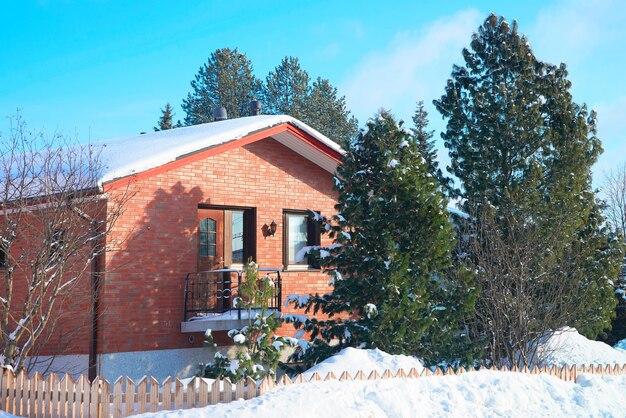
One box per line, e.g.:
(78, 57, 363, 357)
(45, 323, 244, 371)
(262, 56, 310, 119)
(181, 48, 262, 125)
(154, 103, 181, 131)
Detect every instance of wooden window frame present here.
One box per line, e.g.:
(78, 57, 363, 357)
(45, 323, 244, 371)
(198, 205, 256, 267)
(283, 210, 321, 271)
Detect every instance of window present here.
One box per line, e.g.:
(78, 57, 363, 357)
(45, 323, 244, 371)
(197, 207, 256, 269)
(283, 211, 321, 269)
(230, 210, 245, 264)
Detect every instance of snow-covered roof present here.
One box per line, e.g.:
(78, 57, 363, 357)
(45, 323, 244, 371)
(96, 115, 343, 185)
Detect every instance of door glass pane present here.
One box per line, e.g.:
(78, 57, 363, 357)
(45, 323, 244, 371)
(288, 215, 308, 265)
(200, 218, 217, 258)
(232, 211, 244, 264)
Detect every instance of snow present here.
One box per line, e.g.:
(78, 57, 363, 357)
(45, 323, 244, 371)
(446, 205, 469, 218)
(302, 347, 424, 380)
(95, 115, 343, 185)
(0, 412, 20, 418)
(187, 308, 277, 322)
(135, 371, 626, 418)
(535, 327, 626, 366)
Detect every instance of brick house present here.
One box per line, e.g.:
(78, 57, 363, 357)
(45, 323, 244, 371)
(13, 115, 343, 381)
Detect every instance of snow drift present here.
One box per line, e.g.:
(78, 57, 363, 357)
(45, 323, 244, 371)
(535, 327, 626, 366)
(302, 347, 424, 379)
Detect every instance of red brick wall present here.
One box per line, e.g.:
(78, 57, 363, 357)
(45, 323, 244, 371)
(102, 137, 337, 353)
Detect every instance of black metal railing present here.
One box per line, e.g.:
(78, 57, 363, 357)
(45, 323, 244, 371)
(183, 268, 282, 321)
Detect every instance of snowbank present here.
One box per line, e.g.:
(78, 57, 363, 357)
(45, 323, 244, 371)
(535, 327, 626, 366)
(135, 371, 626, 418)
(302, 347, 424, 380)
(615, 338, 626, 353)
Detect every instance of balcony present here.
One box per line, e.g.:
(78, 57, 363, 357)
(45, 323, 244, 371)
(181, 268, 282, 333)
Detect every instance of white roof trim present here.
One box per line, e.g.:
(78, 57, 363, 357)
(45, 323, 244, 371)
(96, 115, 343, 185)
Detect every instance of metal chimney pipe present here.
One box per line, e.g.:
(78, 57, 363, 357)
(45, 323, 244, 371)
(213, 107, 227, 121)
(249, 99, 262, 116)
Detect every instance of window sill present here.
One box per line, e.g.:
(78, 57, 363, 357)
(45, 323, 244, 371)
(283, 265, 321, 272)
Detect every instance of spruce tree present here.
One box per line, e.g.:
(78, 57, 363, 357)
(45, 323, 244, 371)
(181, 48, 262, 124)
(434, 14, 622, 341)
(154, 103, 181, 131)
(262, 56, 311, 119)
(288, 112, 476, 366)
(411, 101, 450, 192)
(304, 77, 359, 149)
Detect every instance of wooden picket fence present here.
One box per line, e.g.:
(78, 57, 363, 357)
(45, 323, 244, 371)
(2, 362, 626, 418)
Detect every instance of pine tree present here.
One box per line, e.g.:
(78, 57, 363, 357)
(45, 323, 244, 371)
(153, 103, 182, 131)
(287, 112, 476, 366)
(411, 101, 450, 192)
(434, 14, 623, 342)
(304, 77, 359, 149)
(262, 56, 311, 119)
(181, 48, 262, 125)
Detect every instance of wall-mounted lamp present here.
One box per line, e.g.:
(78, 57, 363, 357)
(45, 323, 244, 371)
(269, 220, 277, 236)
(262, 220, 278, 238)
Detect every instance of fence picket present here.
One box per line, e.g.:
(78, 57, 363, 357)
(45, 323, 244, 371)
(368, 370, 380, 380)
(173, 378, 183, 410)
(186, 377, 197, 409)
(245, 377, 256, 400)
(81, 375, 91, 418)
(149, 377, 159, 412)
(137, 376, 148, 414)
(49, 372, 60, 418)
(235, 378, 246, 400)
(222, 378, 233, 403)
(66, 374, 77, 418)
(33, 372, 44, 418)
(100, 378, 111, 418)
(58, 375, 68, 418)
(16, 370, 27, 417)
(161, 377, 172, 411)
(198, 377, 209, 407)
(112, 377, 123, 418)
(210, 379, 220, 404)
(89, 377, 100, 418)
(6, 369, 15, 416)
(258, 378, 271, 396)
(125, 377, 136, 417)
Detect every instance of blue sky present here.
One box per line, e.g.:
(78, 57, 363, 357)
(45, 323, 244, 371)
(2, 0, 625, 179)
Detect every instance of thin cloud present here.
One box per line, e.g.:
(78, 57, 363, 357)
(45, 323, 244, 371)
(529, 0, 625, 66)
(341, 9, 482, 122)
